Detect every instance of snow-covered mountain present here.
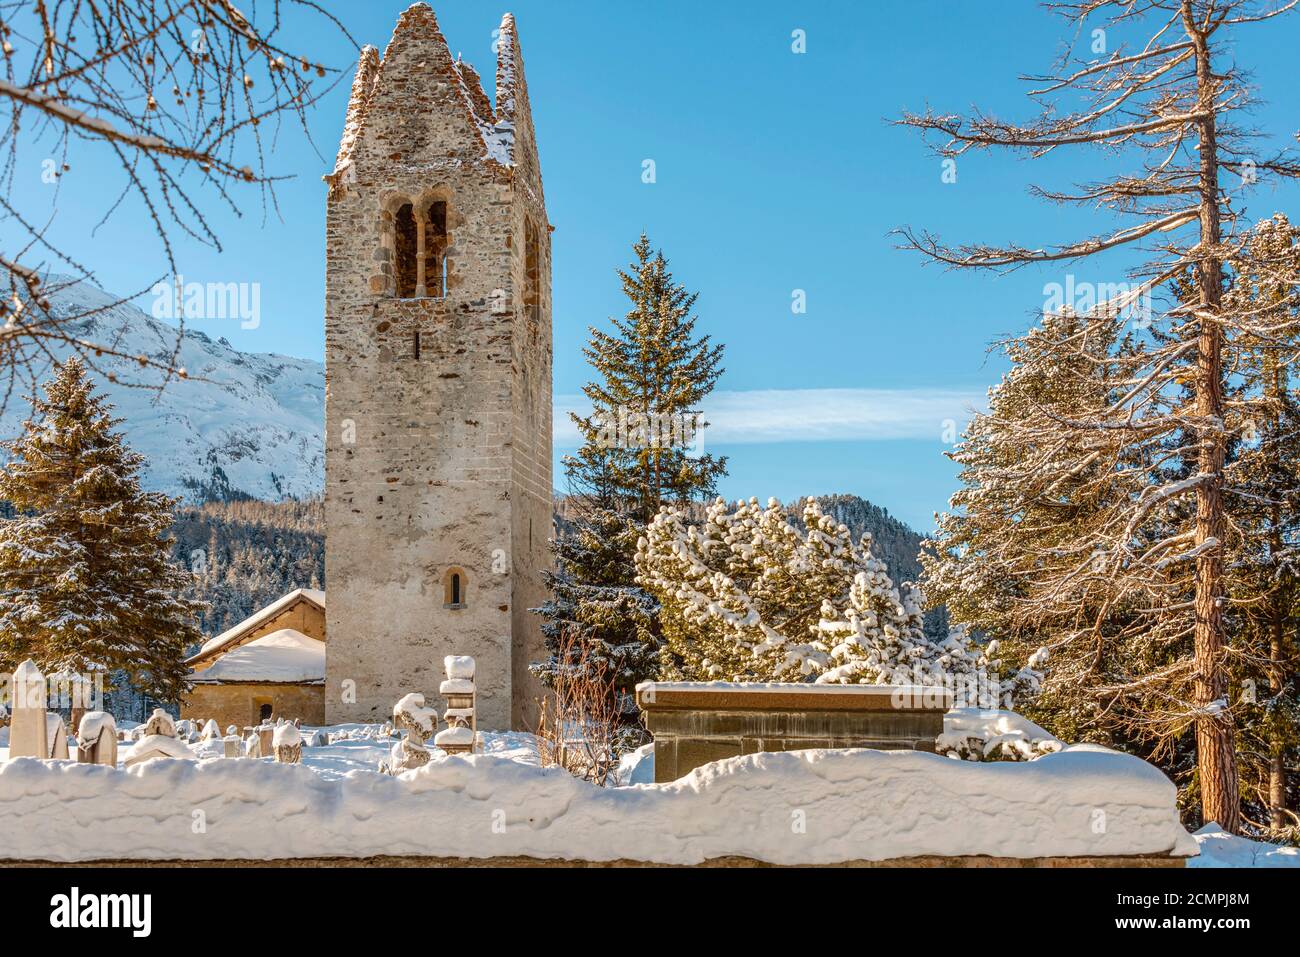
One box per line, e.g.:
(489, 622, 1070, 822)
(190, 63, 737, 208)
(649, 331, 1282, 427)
(0, 276, 323, 502)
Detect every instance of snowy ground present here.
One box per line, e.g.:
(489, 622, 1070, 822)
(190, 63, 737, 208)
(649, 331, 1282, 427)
(0, 716, 1292, 866)
(1190, 824, 1300, 868)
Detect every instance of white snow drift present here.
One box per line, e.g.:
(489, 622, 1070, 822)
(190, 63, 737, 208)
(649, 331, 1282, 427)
(0, 738, 1195, 864)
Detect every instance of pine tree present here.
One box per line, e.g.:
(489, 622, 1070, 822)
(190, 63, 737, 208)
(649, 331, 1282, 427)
(636, 496, 1042, 703)
(533, 235, 726, 705)
(0, 357, 203, 703)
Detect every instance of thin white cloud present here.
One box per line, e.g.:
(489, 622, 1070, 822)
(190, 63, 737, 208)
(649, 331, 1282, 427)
(554, 388, 985, 447)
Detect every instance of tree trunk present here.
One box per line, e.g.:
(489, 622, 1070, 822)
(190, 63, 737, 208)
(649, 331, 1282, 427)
(1186, 4, 1240, 834)
(1269, 620, 1288, 830)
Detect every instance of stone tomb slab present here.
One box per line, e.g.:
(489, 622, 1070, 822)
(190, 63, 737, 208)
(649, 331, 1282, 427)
(636, 682, 952, 784)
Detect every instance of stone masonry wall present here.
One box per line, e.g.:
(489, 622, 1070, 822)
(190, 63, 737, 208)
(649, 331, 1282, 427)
(324, 6, 550, 730)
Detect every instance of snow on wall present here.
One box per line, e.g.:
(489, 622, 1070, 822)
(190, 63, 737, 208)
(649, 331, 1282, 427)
(0, 743, 1195, 864)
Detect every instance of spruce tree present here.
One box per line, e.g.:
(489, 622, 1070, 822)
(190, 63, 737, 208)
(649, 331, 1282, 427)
(0, 357, 202, 703)
(533, 235, 726, 706)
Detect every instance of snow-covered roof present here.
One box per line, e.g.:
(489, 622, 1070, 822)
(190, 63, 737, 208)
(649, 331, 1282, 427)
(190, 588, 325, 662)
(191, 629, 325, 685)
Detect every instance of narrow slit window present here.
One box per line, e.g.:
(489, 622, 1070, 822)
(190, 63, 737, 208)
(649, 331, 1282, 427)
(444, 567, 466, 608)
(413, 330, 421, 360)
(524, 216, 541, 324)
(394, 203, 418, 297)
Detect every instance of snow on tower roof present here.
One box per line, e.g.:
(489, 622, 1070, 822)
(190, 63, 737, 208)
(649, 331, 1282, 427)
(191, 629, 325, 685)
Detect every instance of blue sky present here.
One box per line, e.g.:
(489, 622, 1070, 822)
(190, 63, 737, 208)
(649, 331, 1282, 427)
(16, 1, 1300, 531)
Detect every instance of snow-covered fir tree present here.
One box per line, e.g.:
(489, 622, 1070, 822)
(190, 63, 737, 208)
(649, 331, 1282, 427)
(637, 496, 1040, 705)
(533, 235, 726, 706)
(0, 357, 203, 703)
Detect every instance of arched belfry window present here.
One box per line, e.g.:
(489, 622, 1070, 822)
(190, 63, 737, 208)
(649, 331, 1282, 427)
(391, 197, 449, 299)
(394, 203, 418, 297)
(443, 567, 467, 609)
(426, 201, 448, 297)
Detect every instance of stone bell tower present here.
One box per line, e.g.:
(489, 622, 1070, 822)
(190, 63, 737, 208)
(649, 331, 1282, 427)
(323, 4, 552, 730)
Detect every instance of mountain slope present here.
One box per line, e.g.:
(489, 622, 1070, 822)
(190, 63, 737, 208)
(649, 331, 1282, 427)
(1, 276, 324, 502)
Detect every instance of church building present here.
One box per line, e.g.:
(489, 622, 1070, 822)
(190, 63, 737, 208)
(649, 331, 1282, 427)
(321, 5, 553, 730)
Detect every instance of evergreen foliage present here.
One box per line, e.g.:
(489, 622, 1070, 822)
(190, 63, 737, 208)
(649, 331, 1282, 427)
(533, 235, 726, 704)
(0, 358, 202, 703)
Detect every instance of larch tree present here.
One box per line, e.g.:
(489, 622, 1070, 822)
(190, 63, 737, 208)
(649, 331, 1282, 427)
(1223, 215, 1300, 835)
(0, 356, 203, 702)
(0, 0, 354, 411)
(533, 235, 726, 709)
(901, 0, 1300, 832)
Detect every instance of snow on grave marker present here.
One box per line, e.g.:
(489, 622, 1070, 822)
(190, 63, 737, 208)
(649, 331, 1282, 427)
(122, 710, 197, 767)
(76, 712, 117, 766)
(221, 724, 244, 757)
(390, 692, 439, 772)
(434, 655, 477, 755)
(8, 659, 48, 759)
(272, 720, 302, 763)
(243, 722, 274, 758)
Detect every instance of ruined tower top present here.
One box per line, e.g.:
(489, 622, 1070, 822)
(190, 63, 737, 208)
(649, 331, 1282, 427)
(325, 4, 544, 210)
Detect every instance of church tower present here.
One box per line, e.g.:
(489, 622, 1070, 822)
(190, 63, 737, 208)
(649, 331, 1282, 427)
(323, 5, 552, 729)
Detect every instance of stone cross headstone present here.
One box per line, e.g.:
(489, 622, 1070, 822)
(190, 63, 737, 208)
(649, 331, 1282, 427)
(8, 659, 48, 759)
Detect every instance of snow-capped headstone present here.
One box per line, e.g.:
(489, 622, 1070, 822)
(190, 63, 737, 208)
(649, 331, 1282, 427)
(76, 712, 117, 766)
(272, 721, 302, 764)
(122, 729, 196, 767)
(243, 723, 274, 758)
(435, 655, 477, 755)
(8, 659, 48, 759)
(389, 693, 438, 772)
(142, 708, 176, 738)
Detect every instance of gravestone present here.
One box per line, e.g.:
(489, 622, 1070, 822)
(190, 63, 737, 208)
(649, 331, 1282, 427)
(76, 712, 118, 766)
(434, 655, 477, 755)
(8, 659, 48, 759)
(272, 721, 302, 763)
